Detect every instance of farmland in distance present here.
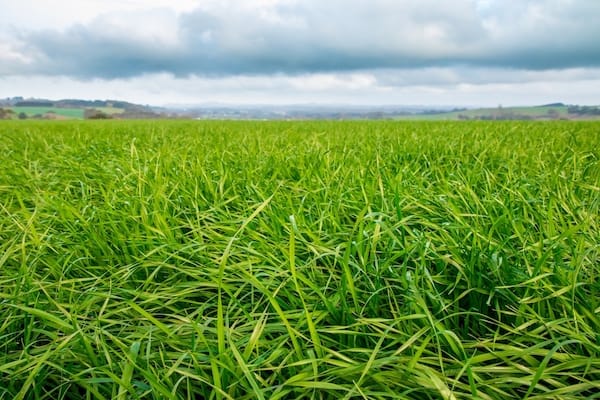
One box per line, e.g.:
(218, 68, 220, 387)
(1, 120, 599, 399)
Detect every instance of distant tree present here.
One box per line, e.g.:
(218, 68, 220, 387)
(568, 105, 600, 115)
(0, 108, 14, 119)
(16, 101, 53, 107)
(84, 109, 112, 119)
(18, 112, 27, 120)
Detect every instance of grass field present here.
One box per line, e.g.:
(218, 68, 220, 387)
(95, 107, 126, 115)
(402, 106, 571, 121)
(1, 120, 599, 399)
(11, 107, 85, 119)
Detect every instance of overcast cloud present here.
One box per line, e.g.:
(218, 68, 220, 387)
(1, 0, 599, 106)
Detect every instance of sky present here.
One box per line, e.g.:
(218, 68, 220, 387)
(1, 0, 599, 107)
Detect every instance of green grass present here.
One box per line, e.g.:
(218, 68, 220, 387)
(11, 107, 85, 119)
(1, 120, 599, 399)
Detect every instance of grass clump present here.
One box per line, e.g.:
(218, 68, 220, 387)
(1, 120, 599, 399)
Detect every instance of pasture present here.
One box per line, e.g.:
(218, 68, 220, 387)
(10, 107, 85, 119)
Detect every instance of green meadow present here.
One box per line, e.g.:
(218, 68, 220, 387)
(401, 106, 572, 121)
(10, 107, 85, 119)
(1, 120, 599, 399)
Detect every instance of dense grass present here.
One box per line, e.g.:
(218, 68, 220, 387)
(1, 120, 599, 399)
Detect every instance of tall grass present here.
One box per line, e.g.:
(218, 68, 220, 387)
(1, 120, 599, 399)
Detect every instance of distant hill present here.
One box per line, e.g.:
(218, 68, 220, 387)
(2, 97, 600, 120)
(398, 104, 600, 121)
(52, 99, 151, 112)
(541, 102, 565, 107)
(0, 97, 172, 120)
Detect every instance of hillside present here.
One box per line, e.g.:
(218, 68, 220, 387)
(0, 97, 169, 120)
(2, 97, 600, 120)
(405, 103, 600, 121)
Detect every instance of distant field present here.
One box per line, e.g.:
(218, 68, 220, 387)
(1, 120, 599, 399)
(95, 106, 125, 114)
(401, 105, 572, 120)
(11, 106, 85, 119)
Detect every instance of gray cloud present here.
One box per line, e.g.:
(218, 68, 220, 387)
(4, 0, 600, 79)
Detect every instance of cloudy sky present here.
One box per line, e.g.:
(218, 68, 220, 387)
(1, 0, 599, 106)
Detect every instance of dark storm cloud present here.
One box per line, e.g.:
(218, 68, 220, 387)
(8, 0, 600, 79)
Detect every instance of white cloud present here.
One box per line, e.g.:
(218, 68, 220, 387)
(4, 0, 599, 79)
(0, 1, 599, 105)
(84, 9, 182, 48)
(2, 68, 600, 106)
(0, 40, 29, 71)
(0, 1, 198, 30)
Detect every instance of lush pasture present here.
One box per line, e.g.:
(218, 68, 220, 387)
(10, 107, 85, 119)
(1, 120, 599, 399)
